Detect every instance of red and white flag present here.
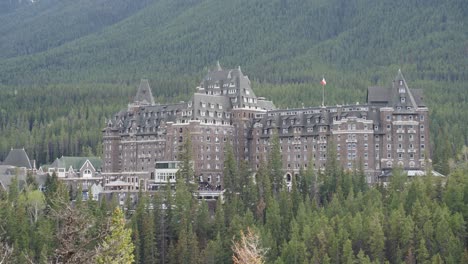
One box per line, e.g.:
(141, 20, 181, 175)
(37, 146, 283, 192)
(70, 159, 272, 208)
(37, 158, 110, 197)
(320, 77, 326, 86)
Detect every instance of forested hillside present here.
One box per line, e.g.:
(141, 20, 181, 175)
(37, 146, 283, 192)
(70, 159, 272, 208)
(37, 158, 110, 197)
(0, 0, 466, 172)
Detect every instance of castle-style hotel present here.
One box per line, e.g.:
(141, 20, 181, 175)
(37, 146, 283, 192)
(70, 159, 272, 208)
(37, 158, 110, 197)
(102, 63, 430, 190)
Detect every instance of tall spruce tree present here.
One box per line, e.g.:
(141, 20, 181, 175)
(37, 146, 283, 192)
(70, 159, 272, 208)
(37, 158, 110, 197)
(96, 207, 135, 264)
(268, 132, 283, 196)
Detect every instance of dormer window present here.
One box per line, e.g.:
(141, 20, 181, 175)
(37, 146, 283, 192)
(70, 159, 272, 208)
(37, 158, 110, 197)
(399, 80, 403, 86)
(399, 87, 405, 93)
(401, 97, 406, 103)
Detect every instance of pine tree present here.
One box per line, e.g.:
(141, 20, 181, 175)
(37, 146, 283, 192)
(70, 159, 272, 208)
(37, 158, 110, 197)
(96, 207, 135, 264)
(342, 239, 355, 264)
(176, 131, 195, 188)
(416, 238, 429, 264)
(224, 142, 239, 201)
(367, 212, 384, 262)
(202, 233, 225, 264)
(267, 132, 283, 195)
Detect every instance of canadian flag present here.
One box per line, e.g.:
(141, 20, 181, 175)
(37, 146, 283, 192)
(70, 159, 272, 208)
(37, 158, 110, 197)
(320, 77, 326, 86)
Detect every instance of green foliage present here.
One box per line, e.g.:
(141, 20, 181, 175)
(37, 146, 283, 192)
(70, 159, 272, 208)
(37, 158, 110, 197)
(96, 207, 135, 264)
(0, 1, 467, 262)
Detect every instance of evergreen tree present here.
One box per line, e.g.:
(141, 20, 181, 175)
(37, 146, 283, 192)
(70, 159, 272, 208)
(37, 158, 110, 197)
(96, 207, 135, 264)
(176, 132, 195, 188)
(202, 233, 225, 264)
(267, 132, 283, 195)
(224, 142, 239, 200)
(342, 239, 355, 264)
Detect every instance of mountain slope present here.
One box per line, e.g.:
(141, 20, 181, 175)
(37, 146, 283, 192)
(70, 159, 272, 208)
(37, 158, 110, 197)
(0, 0, 154, 60)
(0, 0, 466, 86)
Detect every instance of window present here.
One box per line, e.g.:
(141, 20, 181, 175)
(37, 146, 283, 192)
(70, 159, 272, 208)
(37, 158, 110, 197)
(83, 169, 92, 178)
(401, 97, 406, 103)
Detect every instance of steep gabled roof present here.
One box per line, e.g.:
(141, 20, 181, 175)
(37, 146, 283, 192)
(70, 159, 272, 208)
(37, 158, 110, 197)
(134, 79, 155, 106)
(367, 70, 425, 108)
(3, 148, 32, 169)
(411, 89, 426, 107)
(49, 157, 102, 171)
(0, 165, 27, 191)
(367, 86, 389, 104)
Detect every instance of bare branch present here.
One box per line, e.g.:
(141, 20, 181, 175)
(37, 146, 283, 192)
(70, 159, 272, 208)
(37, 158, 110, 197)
(232, 227, 267, 264)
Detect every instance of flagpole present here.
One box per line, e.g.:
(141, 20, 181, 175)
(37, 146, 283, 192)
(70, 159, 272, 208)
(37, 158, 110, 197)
(322, 83, 324, 107)
(321, 75, 325, 107)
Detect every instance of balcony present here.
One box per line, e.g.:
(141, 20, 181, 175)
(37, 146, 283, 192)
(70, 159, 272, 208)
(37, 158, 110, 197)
(408, 129, 416, 133)
(397, 149, 405, 153)
(396, 129, 405, 134)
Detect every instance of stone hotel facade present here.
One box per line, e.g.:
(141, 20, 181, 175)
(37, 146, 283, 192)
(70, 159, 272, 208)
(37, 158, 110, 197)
(102, 63, 430, 189)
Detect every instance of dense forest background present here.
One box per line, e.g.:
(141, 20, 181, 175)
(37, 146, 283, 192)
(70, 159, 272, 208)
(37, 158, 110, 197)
(0, 0, 466, 174)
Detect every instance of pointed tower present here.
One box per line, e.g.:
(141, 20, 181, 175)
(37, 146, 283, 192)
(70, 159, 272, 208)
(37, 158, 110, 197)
(133, 79, 155, 106)
(392, 69, 418, 109)
(216, 60, 222, 71)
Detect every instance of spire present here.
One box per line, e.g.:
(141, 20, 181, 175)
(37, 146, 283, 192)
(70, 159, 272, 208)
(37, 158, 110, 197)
(133, 79, 155, 106)
(238, 65, 242, 75)
(216, 60, 222, 71)
(392, 69, 418, 109)
(395, 68, 404, 82)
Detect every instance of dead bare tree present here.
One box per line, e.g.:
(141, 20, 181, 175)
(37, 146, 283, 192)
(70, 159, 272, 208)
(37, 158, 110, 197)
(0, 242, 13, 264)
(49, 202, 109, 264)
(232, 227, 267, 264)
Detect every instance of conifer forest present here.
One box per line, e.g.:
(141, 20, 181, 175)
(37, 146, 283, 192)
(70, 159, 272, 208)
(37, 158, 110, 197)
(0, 0, 467, 263)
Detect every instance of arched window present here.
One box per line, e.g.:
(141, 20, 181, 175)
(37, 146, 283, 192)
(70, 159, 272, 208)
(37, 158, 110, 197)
(286, 173, 292, 182)
(83, 169, 92, 178)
